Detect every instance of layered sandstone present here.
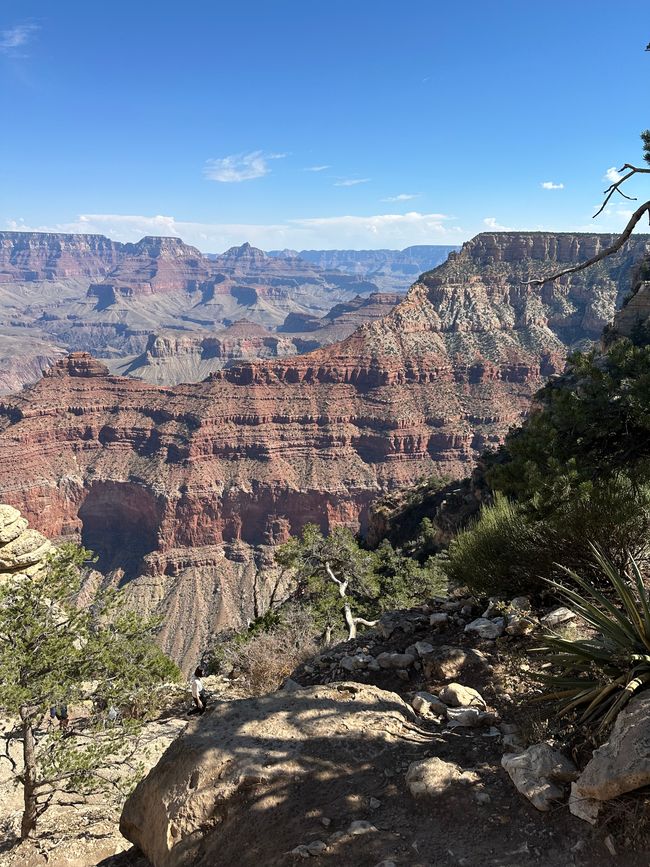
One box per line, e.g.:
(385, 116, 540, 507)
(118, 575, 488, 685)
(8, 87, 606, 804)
(0, 232, 123, 283)
(0, 234, 389, 391)
(0, 232, 647, 668)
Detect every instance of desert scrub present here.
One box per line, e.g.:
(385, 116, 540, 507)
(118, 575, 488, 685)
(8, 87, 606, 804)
(226, 606, 318, 696)
(535, 547, 650, 731)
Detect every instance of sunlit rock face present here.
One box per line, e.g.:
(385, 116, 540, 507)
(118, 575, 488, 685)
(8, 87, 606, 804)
(0, 232, 647, 668)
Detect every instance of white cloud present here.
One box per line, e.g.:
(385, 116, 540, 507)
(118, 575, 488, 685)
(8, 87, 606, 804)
(203, 151, 286, 182)
(604, 166, 622, 183)
(0, 22, 38, 54)
(334, 178, 371, 187)
(381, 193, 420, 202)
(483, 217, 513, 231)
(6, 211, 465, 252)
(304, 165, 330, 172)
(541, 181, 564, 190)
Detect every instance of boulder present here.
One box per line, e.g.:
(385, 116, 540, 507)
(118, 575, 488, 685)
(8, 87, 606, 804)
(340, 653, 373, 672)
(439, 683, 487, 709)
(464, 618, 505, 640)
(572, 692, 650, 802)
(412, 691, 448, 718)
(568, 782, 601, 825)
(505, 615, 536, 637)
(406, 757, 479, 798)
(376, 652, 415, 669)
(422, 645, 488, 682)
(0, 527, 51, 570)
(429, 612, 449, 628)
(446, 707, 493, 728)
(501, 743, 578, 811)
(414, 640, 435, 656)
(120, 682, 416, 867)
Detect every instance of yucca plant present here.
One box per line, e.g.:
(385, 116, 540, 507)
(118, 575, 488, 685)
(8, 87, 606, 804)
(534, 545, 650, 731)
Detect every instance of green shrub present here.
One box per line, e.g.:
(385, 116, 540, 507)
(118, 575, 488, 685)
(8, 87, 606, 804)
(444, 493, 555, 596)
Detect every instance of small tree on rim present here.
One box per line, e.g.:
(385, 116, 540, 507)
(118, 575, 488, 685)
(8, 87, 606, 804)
(0, 543, 179, 840)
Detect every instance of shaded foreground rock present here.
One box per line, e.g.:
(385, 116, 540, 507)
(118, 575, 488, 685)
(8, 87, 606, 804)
(120, 683, 417, 867)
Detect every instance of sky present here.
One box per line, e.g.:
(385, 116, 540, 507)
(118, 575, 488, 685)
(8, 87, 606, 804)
(1, 0, 649, 252)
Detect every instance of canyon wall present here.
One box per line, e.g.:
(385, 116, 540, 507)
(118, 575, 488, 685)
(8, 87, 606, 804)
(1, 231, 648, 669)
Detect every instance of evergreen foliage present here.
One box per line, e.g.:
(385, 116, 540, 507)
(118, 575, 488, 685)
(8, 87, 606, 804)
(0, 544, 179, 838)
(275, 524, 445, 639)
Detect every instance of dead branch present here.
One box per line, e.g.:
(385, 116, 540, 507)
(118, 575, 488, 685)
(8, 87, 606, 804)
(594, 164, 650, 218)
(325, 561, 349, 598)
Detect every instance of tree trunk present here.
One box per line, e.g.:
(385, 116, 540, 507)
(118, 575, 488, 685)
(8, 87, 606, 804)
(20, 709, 38, 839)
(344, 603, 357, 640)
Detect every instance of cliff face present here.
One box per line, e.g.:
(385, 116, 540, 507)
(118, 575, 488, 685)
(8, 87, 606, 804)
(1, 231, 647, 667)
(0, 233, 392, 391)
(0, 232, 124, 283)
(284, 245, 460, 292)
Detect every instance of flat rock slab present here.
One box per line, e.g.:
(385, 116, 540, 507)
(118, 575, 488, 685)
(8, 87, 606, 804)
(120, 682, 416, 867)
(573, 692, 650, 801)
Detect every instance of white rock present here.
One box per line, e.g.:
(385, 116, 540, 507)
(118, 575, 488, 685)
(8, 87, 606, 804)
(501, 743, 578, 811)
(464, 618, 504, 640)
(347, 820, 377, 835)
(340, 653, 373, 672)
(414, 640, 435, 656)
(446, 707, 485, 728)
(505, 615, 536, 637)
(541, 606, 576, 627)
(568, 782, 600, 825)
(412, 691, 448, 718)
(572, 692, 650, 801)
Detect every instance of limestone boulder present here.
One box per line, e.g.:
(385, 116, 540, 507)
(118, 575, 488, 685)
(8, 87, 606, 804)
(541, 607, 576, 628)
(464, 618, 504, 640)
(0, 506, 51, 581)
(439, 683, 487, 709)
(572, 692, 650, 802)
(120, 682, 417, 867)
(501, 743, 578, 811)
(406, 757, 479, 798)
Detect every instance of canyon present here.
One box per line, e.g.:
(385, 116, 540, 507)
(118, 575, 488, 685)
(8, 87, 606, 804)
(0, 233, 456, 392)
(0, 231, 648, 670)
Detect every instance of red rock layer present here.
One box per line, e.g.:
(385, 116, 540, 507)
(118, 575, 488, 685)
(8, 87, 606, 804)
(2, 230, 648, 667)
(0, 232, 123, 283)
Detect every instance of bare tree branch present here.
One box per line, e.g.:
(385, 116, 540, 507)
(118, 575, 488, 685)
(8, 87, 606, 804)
(325, 562, 349, 598)
(594, 164, 650, 218)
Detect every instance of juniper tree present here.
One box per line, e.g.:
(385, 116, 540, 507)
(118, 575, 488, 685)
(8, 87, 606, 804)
(0, 544, 179, 839)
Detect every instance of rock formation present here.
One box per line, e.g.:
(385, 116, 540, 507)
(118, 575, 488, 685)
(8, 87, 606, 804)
(0, 504, 51, 580)
(120, 682, 417, 867)
(0, 233, 397, 392)
(1, 232, 648, 668)
(274, 244, 460, 292)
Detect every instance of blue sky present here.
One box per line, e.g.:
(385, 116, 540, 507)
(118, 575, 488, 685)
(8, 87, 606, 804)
(1, 0, 649, 251)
